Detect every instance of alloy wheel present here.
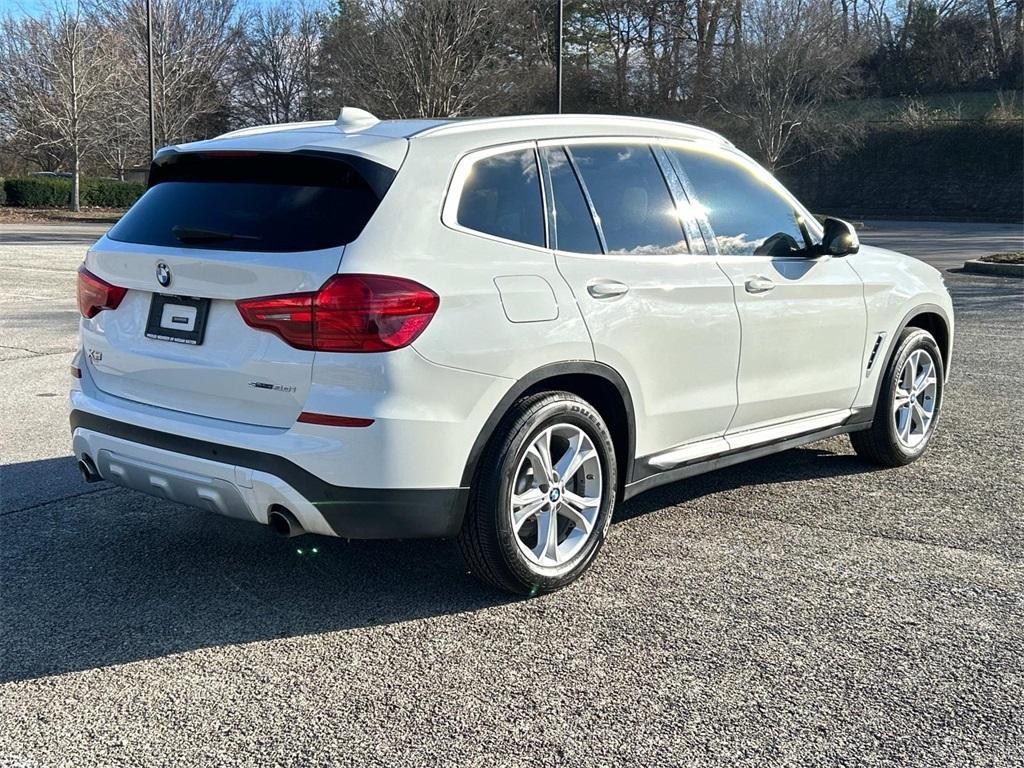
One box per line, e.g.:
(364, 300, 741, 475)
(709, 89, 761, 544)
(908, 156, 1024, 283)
(509, 423, 603, 568)
(893, 348, 938, 448)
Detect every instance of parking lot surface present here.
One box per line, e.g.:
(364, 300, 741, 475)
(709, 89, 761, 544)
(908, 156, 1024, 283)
(1, 220, 1022, 766)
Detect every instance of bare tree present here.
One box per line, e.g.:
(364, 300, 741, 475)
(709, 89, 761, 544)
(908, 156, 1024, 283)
(0, 0, 1017, 190)
(592, 0, 644, 110)
(232, 0, 323, 125)
(985, 0, 1008, 70)
(93, 28, 149, 179)
(320, 0, 515, 118)
(692, 0, 726, 110)
(635, 1, 694, 113)
(642, 1, 690, 110)
(0, 2, 114, 210)
(94, 0, 237, 148)
(713, 0, 861, 170)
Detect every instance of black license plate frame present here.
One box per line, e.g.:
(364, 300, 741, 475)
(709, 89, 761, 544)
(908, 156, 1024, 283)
(145, 294, 211, 346)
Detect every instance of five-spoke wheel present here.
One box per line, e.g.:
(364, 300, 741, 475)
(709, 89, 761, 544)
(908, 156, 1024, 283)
(510, 424, 603, 568)
(892, 348, 938, 448)
(852, 327, 944, 466)
(458, 391, 617, 595)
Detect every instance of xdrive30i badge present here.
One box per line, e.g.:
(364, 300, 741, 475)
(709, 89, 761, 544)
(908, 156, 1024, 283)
(156, 262, 171, 287)
(249, 381, 297, 393)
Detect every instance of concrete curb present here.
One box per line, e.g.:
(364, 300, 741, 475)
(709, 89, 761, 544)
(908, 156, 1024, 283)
(962, 259, 1024, 278)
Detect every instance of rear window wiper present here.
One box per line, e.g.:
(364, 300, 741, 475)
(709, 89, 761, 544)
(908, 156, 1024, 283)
(172, 226, 261, 244)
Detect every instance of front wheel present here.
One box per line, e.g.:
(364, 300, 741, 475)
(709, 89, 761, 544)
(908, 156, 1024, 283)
(851, 327, 944, 467)
(458, 391, 618, 595)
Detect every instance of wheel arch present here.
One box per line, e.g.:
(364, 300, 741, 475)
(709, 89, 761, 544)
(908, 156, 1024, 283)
(904, 309, 951, 374)
(459, 362, 636, 492)
(870, 303, 952, 410)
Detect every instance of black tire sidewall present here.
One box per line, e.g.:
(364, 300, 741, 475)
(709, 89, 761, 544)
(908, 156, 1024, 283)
(493, 396, 617, 591)
(882, 329, 944, 460)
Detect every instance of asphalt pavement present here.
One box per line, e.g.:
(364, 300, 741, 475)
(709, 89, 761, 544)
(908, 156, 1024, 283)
(0, 218, 1022, 767)
(861, 219, 1023, 271)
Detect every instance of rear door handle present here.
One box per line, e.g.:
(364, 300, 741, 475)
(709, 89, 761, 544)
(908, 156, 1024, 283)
(745, 276, 775, 294)
(587, 279, 629, 299)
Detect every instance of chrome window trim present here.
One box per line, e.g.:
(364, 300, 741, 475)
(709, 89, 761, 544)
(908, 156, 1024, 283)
(536, 146, 560, 252)
(550, 136, 693, 259)
(440, 140, 550, 253)
(561, 146, 609, 254)
(660, 138, 824, 256)
(536, 135, 663, 149)
(650, 143, 703, 256)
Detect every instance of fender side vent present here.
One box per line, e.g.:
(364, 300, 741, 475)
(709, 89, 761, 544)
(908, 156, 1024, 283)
(865, 332, 886, 375)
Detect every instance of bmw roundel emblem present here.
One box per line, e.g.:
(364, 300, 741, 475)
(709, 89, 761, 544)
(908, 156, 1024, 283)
(156, 262, 171, 287)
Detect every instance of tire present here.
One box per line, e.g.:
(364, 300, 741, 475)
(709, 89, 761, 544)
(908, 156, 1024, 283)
(457, 391, 618, 596)
(850, 327, 944, 467)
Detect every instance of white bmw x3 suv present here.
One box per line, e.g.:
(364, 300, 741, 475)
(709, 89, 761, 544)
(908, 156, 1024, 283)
(71, 109, 953, 594)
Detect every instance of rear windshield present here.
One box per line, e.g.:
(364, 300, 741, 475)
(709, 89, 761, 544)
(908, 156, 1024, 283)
(107, 151, 395, 252)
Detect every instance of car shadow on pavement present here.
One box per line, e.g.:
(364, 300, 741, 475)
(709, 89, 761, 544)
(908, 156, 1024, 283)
(614, 445, 877, 523)
(0, 446, 877, 683)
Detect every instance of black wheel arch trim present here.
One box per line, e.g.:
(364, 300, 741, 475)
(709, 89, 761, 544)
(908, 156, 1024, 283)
(458, 361, 637, 489)
(871, 303, 951, 409)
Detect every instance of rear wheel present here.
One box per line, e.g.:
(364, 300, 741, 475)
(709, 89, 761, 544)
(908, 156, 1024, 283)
(851, 327, 944, 466)
(458, 392, 617, 595)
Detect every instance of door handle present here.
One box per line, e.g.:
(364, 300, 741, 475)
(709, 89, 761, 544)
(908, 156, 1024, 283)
(587, 279, 629, 299)
(745, 276, 775, 294)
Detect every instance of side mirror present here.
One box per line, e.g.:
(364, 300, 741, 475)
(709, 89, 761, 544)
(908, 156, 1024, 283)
(819, 217, 860, 257)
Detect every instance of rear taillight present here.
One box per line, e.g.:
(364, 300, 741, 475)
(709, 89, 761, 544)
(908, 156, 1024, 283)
(235, 293, 315, 349)
(236, 274, 439, 353)
(77, 265, 127, 319)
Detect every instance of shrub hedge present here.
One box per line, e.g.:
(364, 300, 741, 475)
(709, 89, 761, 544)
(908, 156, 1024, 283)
(82, 178, 146, 207)
(3, 177, 70, 207)
(3, 176, 145, 208)
(0, 178, 5, 206)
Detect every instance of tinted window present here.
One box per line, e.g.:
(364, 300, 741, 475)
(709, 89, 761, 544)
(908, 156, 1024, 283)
(669, 147, 808, 256)
(542, 147, 601, 253)
(568, 144, 686, 255)
(457, 149, 544, 247)
(108, 152, 391, 252)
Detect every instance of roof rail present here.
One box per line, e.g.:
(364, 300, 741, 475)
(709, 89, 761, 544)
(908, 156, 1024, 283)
(415, 113, 731, 146)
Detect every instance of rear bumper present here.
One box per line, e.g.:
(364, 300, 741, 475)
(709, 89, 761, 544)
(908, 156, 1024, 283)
(71, 411, 469, 539)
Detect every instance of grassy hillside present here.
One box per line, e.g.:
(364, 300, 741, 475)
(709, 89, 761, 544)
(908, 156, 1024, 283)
(826, 91, 1021, 122)
(780, 122, 1024, 220)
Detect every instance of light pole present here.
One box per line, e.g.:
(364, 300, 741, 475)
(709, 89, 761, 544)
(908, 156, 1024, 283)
(555, 0, 563, 113)
(146, 0, 155, 159)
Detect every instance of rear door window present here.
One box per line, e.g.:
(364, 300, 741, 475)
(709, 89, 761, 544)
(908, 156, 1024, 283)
(541, 146, 602, 254)
(667, 146, 809, 256)
(456, 148, 545, 247)
(568, 143, 687, 255)
(108, 151, 394, 252)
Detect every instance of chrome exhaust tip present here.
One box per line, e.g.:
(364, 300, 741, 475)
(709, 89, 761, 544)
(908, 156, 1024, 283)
(268, 507, 306, 538)
(78, 455, 102, 483)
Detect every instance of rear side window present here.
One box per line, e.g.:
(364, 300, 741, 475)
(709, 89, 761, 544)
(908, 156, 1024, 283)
(667, 146, 808, 256)
(456, 148, 545, 247)
(542, 147, 602, 254)
(108, 151, 394, 252)
(568, 144, 687, 255)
